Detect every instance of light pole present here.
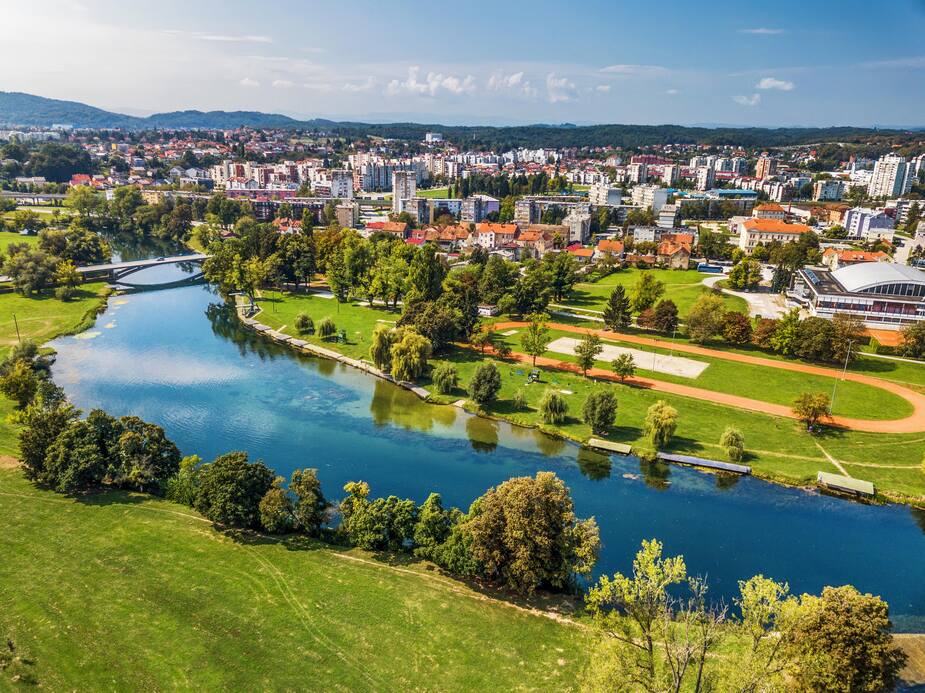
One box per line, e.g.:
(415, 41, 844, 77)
(829, 339, 854, 414)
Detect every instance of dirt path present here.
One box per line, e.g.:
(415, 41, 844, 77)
(489, 321, 925, 434)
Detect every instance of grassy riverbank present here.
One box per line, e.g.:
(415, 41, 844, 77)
(255, 290, 925, 504)
(0, 467, 591, 690)
(0, 283, 110, 456)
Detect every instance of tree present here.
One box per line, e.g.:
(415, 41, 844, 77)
(541, 251, 579, 301)
(478, 254, 517, 304)
(685, 294, 725, 343)
(18, 394, 79, 483)
(369, 323, 394, 371)
(113, 415, 181, 492)
(770, 308, 801, 356)
(602, 285, 632, 330)
(165, 454, 201, 506)
(413, 492, 452, 560)
(783, 585, 906, 692)
(289, 468, 329, 535)
(465, 471, 600, 594)
(650, 299, 679, 334)
(733, 575, 794, 691)
(611, 353, 636, 382)
(721, 311, 752, 344)
(520, 312, 551, 366)
(574, 332, 603, 376)
(259, 476, 295, 534)
(408, 243, 446, 301)
(65, 185, 102, 219)
(719, 426, 745, 462)
(318, 316, 336, 340)
(645, 400, 678, 449)
(194, 451, 275, 530)
(752, 317, 778, 348)
(432, 363, 459, 394)
(295, 312, 314, 334)
(469, 362, 501, 405)
(899, 321, 925, 358)
(0, 359, 39, 408)
(832, 313, 864, 364)
(3, 247, 58, 296)
(792, 392, 831, 430)
(389, 329, 432, 381)
(469, 325, 493, 354)
(794, 317, 836, 362)
(539, 389, 568, 424)
(631, 273, 665, 313)
(583, 389, 618, 435)
(727, 259, 762, 290)
(53, 259, 81, 301)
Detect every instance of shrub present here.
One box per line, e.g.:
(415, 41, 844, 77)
(432, 363, 459, 394)
(390, 330, 432, 382)
(318, 317, 336, 339)
(539, 389, 568, 424)
(470, 362, 501, 405)
(512, 388, 528, 411)
(719, 426, 745, 462)
(259, 477, 295, 534)
(644, 400, 678, 449)
(582, 389, 618, 435)
(55, 285, 75, 301)
(295, 312, 314, 334)
(611, 353, 636, 381)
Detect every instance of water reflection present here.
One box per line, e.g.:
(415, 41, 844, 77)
(466, 416, 499, 454)
(715, 472, 742, 491)
(370, 379, 457, 431)
(577, 447, 612, 481)
(639, 457, 672, 491)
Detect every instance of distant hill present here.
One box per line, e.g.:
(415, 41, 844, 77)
(1, 91, 921, 150)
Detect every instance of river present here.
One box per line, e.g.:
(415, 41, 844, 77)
(47, 264, 925, 630)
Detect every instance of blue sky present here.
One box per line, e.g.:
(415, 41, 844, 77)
(3, 0, 925, 126)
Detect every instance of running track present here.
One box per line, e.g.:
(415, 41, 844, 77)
(488, 322, 925, 434)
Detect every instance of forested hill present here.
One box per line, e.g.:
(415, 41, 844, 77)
(1, 91, 921, 149)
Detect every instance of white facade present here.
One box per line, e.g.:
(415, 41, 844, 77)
(392, 171, 416, 214)
(812, 179, 845, 202)
(694, 166, 715, 191)
(843, 207, 895, 242)
(330, 170, 354, 200)
(626, 163, 648, 184)
(630, 184, 669, 212)
(868, 154, 913, 198)
(588, 183, 623, 206)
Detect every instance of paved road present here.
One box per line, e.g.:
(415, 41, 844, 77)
(701, 274, 788, 319)
(489, 321, 925, 434)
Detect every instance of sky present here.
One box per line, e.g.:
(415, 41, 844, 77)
(3, 0, 925, 127)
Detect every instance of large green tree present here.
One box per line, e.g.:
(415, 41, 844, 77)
(194, 451, 276, 530)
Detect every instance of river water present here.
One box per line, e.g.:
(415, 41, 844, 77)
(48, 267, 925, 629)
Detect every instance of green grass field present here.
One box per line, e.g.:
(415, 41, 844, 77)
(0, 231, 40, 253)
(0, 468, 590, 690)
(257, 291, 925, 502)
(416, 187, 450, 198)
(561, 268, 748, 316)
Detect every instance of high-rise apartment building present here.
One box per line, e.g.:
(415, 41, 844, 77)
(867, 154, 913, 198)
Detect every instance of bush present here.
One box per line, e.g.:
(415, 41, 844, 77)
(295, 312, 314, 334)
(259, 477, 295, 534)
(318, 317, 336, 339)
(55, 285, 75, 301)
(582, 389, 618, 435)
(432, 363, 459, 394)
(512, 388, 528, 411)
(644, 400, 678, 449)
(469, 362, 501, 405)
(539, 389, 568, 424)
(719, 426, 745, 462)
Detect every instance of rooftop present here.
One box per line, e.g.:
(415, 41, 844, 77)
(831, 262, 925, 293)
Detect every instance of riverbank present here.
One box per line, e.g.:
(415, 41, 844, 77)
(245, 290, 925, 507)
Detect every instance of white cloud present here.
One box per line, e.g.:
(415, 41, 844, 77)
(861, 55, 925, 69)
(665, 88, 680, 95)
(733, 93, 761, 106)
(165, 30, 272, 43)
(595, 84, 611, 93)
(239, 77, 260, 88)
(487, 71, 538, 97)
(272, 79, 294, 88)
(546, 73, 577, 103)
(599, 64, 670, 76)
(740, 27, 784, 35)
(386, 66, 476, 97)
(342, 77, 375, 93)
(756, 77, 794, 91)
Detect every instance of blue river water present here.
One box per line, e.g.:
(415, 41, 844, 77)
(48, 272, 925, 629)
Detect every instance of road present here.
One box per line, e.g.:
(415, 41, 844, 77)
(701, 274, 788, 319)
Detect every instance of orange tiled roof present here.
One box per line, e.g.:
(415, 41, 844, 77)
(742, 218, 810, 235)
(823, 248, 889, 262)
(475, 223, 518, 235)
(754, 203, 785, 212)
(568, 247, 595, 257)
(596, 239, 625, 254)
(381, 221, 408, 234)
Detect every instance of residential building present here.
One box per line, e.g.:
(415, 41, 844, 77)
(843, 207, 894, 242)
(821, 248, 890, 271)
(657, 238, 691, 269)
(755, 156, 778, 180)
(461, 194, 500, 223)
(392, 171, 416, 214)
(661, 164, 680, 186)
(335, 202, 359, 228)
(736, 218, 810, 252)
(626, 163, 648, 184)
(657, 204, 680, 229)
(424, 132, 443, 143)
(588, 183, 623, 206)
(694, 166, 715, 191)
(563, 211, 592, 244)
(789, 262, 925, 330)
(630, 184, 669, 213)
(474, 222, 518, 249)
(594, 238, 625, 261)
(813, 179, 845, 202)
(752, 203, 787, 221)
(330, 170, 354, 199)
(867, 154, 913, 198)
(631, 226, 660, 244)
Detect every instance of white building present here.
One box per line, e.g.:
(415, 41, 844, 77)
(630, 184, 669, 213)
(812, 179, 845, 202)
(330, 169, 354, 199)
(392, 171, 416, 214)
(424, 132, 443, 143)
(588, 183, 623, 206)
(626, 163, 648, 184)
(661, 164, 680, 186)
(695, 166, 715, 191)
(868, 154, 913, 199)
(843, 207, 895, 242)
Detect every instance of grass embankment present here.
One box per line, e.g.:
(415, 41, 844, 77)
(0, 468, 590, 690)
(0, 231, 40, 253)
(0, 283, 110, 456)
(416, 187, 451, 199)
(257, 291, 925, 503)
(560, 268, 748, 316)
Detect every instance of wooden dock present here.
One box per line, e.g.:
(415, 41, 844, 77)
(657, 452, 751, 475)
(816, 471, 875, 497)
(587, 438, 633, 455)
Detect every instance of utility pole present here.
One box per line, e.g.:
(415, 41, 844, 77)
(829, 339, 854, 414)
(12, 313, 20, 344)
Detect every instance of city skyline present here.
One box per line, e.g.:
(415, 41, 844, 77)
(3, 0, 925, 127)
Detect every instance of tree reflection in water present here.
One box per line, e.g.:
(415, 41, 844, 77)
(639, 457, 671, 491)
(466, 416, 499, 454)
(369, 379, 456, 432)
(577, 447, 612, 481)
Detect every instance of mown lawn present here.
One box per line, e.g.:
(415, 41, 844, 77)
(489, 327, 913, 421)
(0, 468, 591, 691)
(561, 268, 748, 316)
(416, 187, 451, 198)
(0, 231, 39, 253)
(259, 291, 925, 502)
(0, 283, 109, 457)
